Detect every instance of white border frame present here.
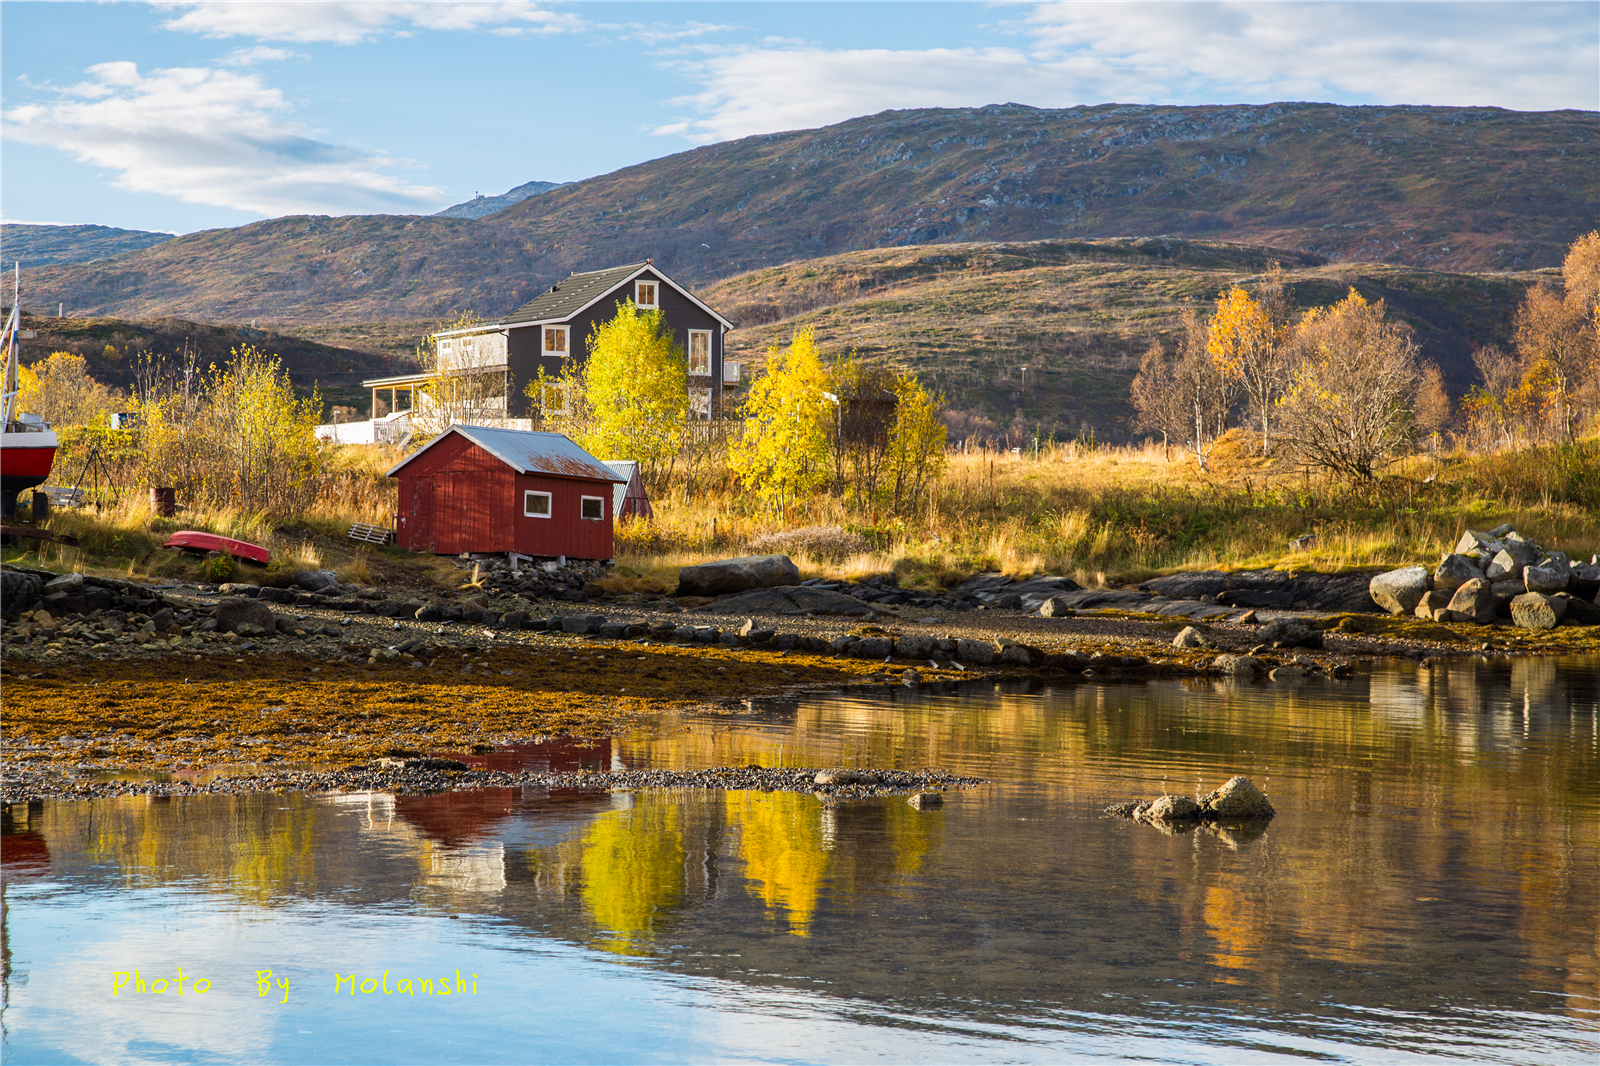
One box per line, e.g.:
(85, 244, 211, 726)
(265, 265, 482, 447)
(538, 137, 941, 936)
(524, 490, 553, 518)
(634, 279, 659, 310)
(579, 495, 605, 522)
(687, 329, 711, 376)
(542, 324, 570, 358)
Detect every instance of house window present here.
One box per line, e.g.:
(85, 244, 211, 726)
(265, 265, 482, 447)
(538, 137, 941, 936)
(580, 495, 604, 521)
(688, 330, 711, 376)
(543, 325, 569, 357)
(635, 281, 658, 309)
(524, 491, 552, 518)
(539, 382, 568, 415)
(690, 389, 711, 420)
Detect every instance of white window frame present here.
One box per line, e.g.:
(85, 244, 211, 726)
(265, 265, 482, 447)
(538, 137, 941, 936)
(542, 324, 570, 358)
(539, 382, 568, 416)
(579, 495, 605, 522)
(689, 389, 712, 420)
(634, 280, 658, 310)
(523, 490, 552, 519)
(688, 330, 711, 376)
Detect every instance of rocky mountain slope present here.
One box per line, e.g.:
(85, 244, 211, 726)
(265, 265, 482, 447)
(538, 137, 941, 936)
(17, 102, 1594, 324)
(433, 179, 567, 220)
(1, 224, 175, 268)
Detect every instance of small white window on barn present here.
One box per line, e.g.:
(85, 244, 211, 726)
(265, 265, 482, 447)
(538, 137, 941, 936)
(635, 281, 658, 309)
(543, 325, 569, 357)
(524, 491, 552, 518)
(580, 495, 604, 521)
(688, 330, 711, 376)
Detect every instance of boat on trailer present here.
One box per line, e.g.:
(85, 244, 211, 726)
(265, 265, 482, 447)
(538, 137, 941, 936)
(0, 263, 58, 520)
(163, 530, 271, 565)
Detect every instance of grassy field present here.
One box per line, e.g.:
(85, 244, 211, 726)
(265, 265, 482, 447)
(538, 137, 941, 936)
(9, 436, 1596, 594)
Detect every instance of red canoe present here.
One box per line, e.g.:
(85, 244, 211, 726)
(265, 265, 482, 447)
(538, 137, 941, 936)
(163, 530, 270, 565)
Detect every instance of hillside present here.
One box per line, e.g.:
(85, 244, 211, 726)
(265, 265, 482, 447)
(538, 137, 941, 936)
(17, 102, 1594, 324)
(1, 224, 175, 268)
(434, 180, 566, 219)
(702, 238, 1543, 442)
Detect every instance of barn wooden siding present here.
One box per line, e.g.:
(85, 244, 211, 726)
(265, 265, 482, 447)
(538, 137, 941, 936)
(503, 268, 724, 418)
(394, 432, 615, 559)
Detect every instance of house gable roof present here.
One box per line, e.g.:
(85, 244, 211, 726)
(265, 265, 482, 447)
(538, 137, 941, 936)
(386, 425, 624, 482)
(502, 260, 734, 330)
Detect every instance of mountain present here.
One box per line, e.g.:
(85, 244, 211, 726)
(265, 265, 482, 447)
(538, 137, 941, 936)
(700, 237, 1542, 441)
(18, 102, 1595, 324)
(433, 179, 567, 220)
(1, 223, 175, 267)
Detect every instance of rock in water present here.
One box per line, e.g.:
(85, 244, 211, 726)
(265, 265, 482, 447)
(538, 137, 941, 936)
(1511, 592, 1566, 630)
(1444, 578, 1496, 624)
(907, 792, 944, 809)
(1213, 654, 1263, 677)
(1198, 776, 1275, 819)
(676, 554, 800, 596)
(1142, 794, 1202, 821)
(1432, 553, 1485, 593)
(1370, 566, 1429, 615)
(214, 596, 277, 635)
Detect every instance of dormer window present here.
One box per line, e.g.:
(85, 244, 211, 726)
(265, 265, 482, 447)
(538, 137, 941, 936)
(635, 280, 658, 309)
(543, 325, 569, 358)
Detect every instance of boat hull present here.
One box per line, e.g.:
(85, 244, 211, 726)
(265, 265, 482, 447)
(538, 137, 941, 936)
(0, 432, 57, 495)
(163, 530, 271, 565)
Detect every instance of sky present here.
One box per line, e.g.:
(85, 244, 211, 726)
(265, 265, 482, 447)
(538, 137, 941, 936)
(2, 1, 1596, 236)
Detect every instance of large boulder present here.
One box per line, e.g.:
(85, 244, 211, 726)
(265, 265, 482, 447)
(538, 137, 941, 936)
(953, 638, 997, 666)
(1213, 654, 1263, 678)
(1432, 553, 1484, 593)
(1558, 593, 1600, 627)
(44, 571, 85, 593)
(1140, 795, 1202, 822)
(1414, 589, 1452, 618)
(1510, 592, 1566, 630)
(1, 571, 44, 615)
(1523, 562, 1570, 595)
(214, 596, 277, 634)
(1454, 529, 1506, 561)
(1444, 578, 1496, 624)
(293, 569, 339, 592)
(1198, 776, 1276, 819)
(1258, 619, 1323, 649)
(1501, 532, 1542, 569)
(676, 554, 800, 597)
(1369, 566, 1429, 615)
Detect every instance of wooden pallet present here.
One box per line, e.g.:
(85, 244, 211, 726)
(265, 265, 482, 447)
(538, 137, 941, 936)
(1, 524, 81, 546)
(347, 522, 392, 546)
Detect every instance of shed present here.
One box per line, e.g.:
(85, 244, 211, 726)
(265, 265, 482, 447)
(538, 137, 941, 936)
(602, 461, 653, 521)
(387, 425, 624, 559)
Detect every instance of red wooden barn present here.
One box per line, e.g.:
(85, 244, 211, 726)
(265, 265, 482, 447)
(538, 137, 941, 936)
(387, 425, 624, 559)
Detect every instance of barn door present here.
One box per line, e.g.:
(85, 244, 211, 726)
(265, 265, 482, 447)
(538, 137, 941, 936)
(409, 477, 435, 552)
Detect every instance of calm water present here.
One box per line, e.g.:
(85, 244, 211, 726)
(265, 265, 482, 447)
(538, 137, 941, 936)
(3, 656, 1597, 1064)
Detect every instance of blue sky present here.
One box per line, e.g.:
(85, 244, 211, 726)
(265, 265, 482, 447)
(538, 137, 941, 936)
(2, 1, 1596, 235)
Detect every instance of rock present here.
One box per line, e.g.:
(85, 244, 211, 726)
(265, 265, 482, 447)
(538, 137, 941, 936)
(1142, 794, 1202, 821)
(896, 634, 935, 659)
(1038, 596, 1076, 618)
(1414, 589, 1453, 618)
(828, 635, 856, 654)
(1444, 578, 1497, 624)
(149, 607, 180, 633)
(1268, 665, 1309, 681)
(1259, 619, 1323, 649)
(1455, 529, 1506, 558)
(459, 602, 486, 623)
(676, 554, 800, 597)
(697, 627, 720, 644)
(901, 669, 922, 686)
(500, 610, 528, 627)
(414, 604, 442, 622)
(1557, 593, 1600, 626)
(745, 628, 775, 644)
(1510, 592, 1566, 630)
(1, 571, 44, 615)
(1198, 776, 1275, 819)
(1172, 625, 1211, 649)
(560, 615, 593, 634)
(403, 758, 469, 771)
(737, 617, 759, 637)
(218, 583, 259, 596)
(43, 571, 84, 593)
(1213, 654, 1263, 678)
(234, 622, 269, 638)
(852, 636, 894, 659)
(907, 792, 943, 809)
(1369, 566, 1429, 615)
(1489, 579, 1523, 610)
(1523, 563, 1569, 595)
(954, 638, 997, 666)
(258, 587, 297, 604)
(1432, 553, 1484, 594)
(293, 569, 339, 592)
(1000, 643, 1045, 667)
(814, 768, 879, 786)
(1484, 549, 1522, 581)
(214, 596, 276, 635)
(1502, 531, 1542, 567)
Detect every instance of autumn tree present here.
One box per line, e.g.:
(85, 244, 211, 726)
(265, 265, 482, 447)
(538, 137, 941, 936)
(1277, 290, 1419, 481)
(883, 370, 948, 513)
(1207, 264, 1292, 455)
(1130, 340, 1185, 457)
(15, 351, 120, 427)
(579, 301, 689, 489)
(1413, 362, 1452, 447)
(1135, 309, 1239, 471)
(729, 328, 835, 513)
(1511, 231, 1600, 441)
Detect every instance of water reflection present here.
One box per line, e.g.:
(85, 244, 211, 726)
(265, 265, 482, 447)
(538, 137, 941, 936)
(3, 656, 1597, 1064)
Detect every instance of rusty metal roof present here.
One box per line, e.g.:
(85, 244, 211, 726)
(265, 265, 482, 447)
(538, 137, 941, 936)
(386, 425, 625, 482)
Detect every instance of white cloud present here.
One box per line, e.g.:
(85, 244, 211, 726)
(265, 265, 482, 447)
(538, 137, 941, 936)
(221, 45, 303, 66)
(2, 62, 448, 216)
(655, 2, 1599, 143)
(156, 1, 581, 44)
